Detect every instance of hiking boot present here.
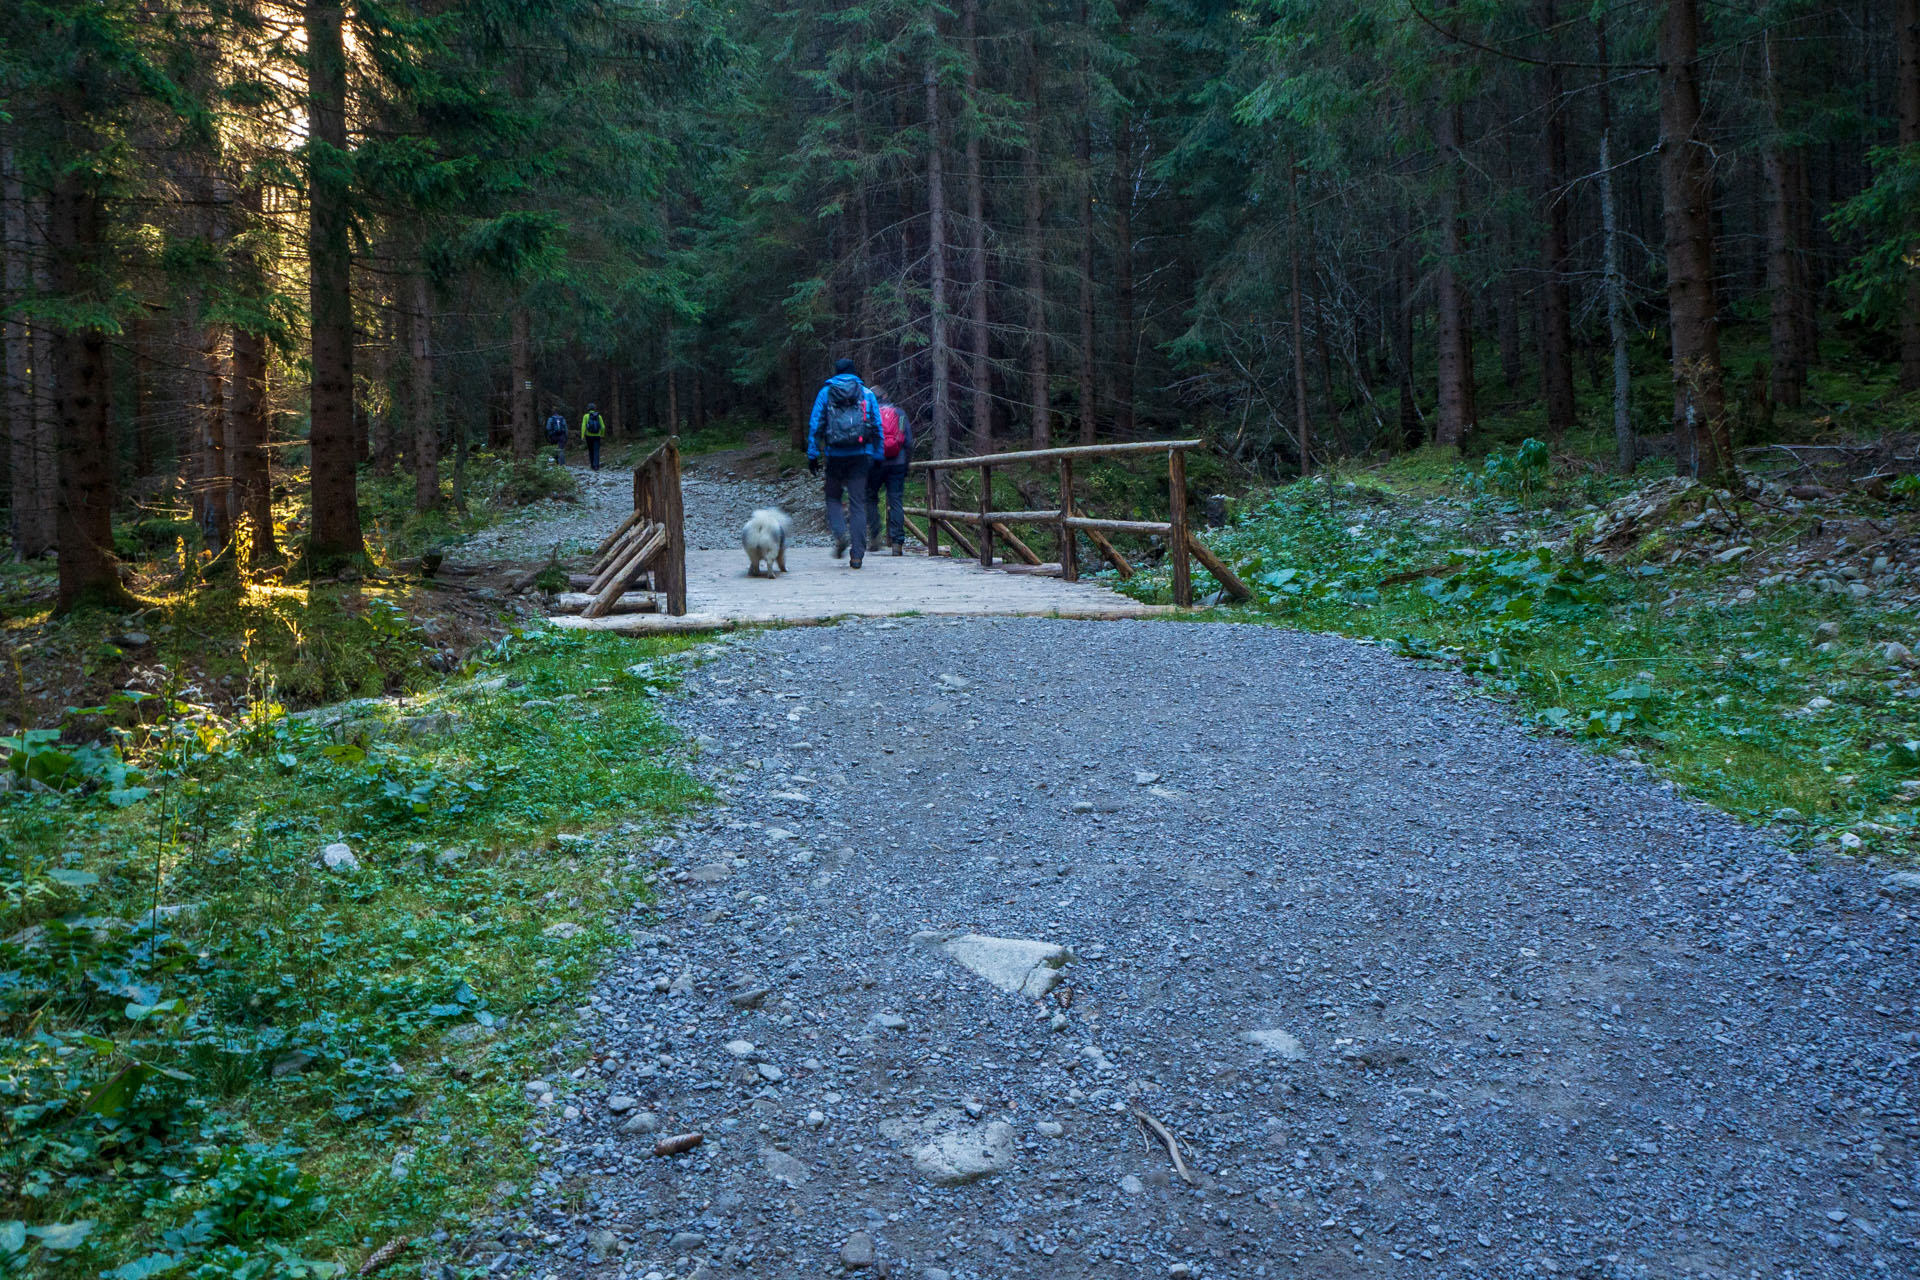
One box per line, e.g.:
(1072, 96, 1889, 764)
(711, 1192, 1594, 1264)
(891, 541, 904, 556)
(833, 536, 848, 558)
(849, 558, 863, 569)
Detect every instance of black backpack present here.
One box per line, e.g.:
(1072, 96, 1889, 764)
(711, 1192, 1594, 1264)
(823, 378, 870, 449)
(544, 414, 565, 443)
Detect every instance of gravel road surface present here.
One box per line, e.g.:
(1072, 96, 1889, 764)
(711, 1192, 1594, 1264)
(459, 455, 827, 566)
(496, 618, 1920, 1280)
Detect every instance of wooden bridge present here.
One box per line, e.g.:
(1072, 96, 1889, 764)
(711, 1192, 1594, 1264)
(548, 437, 1247, 633)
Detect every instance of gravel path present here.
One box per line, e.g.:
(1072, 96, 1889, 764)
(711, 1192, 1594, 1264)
(497, 619, 1920, 1280)
(457, 457, 829, 565)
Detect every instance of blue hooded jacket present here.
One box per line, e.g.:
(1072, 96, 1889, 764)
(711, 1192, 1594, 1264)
(808, 374, 884, 461)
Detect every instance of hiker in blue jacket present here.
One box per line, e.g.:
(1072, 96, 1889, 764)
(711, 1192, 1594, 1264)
(807, 358, 884, 569)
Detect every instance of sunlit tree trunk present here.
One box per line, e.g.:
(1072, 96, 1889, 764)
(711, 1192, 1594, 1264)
(305, 0, 365, 567)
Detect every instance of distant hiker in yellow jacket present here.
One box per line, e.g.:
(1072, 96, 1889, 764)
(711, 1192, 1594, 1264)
(580, 403, 607, 471)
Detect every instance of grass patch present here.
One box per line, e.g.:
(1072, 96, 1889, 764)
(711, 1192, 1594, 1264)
(0, 627, 706, 1277)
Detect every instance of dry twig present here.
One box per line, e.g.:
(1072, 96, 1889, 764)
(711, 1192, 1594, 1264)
(1131, 1108, 1198, 1186)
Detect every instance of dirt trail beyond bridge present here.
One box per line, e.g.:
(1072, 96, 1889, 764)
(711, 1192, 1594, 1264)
(499, 617, 1920, 1280)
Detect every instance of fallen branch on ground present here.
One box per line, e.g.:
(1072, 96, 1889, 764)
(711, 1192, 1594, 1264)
(1131, 1108, 1197, 1186)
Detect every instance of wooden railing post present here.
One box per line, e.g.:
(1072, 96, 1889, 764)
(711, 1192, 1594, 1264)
(1168, 446, 1191, 607)
(977, 464, 994, 567)
(928, 470, 942, 557)
(1057, 456, 1077, 581)
(659, 436, 686, 615)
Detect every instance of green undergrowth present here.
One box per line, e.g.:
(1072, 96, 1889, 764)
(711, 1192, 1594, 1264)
(0, 628, 704, 1277)
(1133, 465, 1920, 862)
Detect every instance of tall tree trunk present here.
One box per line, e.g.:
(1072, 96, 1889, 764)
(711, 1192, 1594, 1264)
(1897, 0, 1920, 389)
(1434, 88, 1473, 450)
(1658, 0, 1730, 479)
(1598, 16, 1635, 473)
(1111, 115, 1136, 439)
(1076, 25, 1096, 445)
(3, 144, 53, 559)
(964, 0, 990, 454)
(510, 308, 535, 460)
(409, 271, 438, 512)
(1288, 152, 1311, 473)
(1024, 31, 1050, 449)
(1538, 0, 1578, 441)
(370, 305, 394, 474)
(1763, 27, 1810, 408)
(305, 0, 364, 567)
(1396, 220, 1420, 451)
(30, 207, 56, 536)
(48, 159, 127, 610)
(196, 319, 230, 557)
(926, 49, 952, 462)
(230, 322, 275, 563)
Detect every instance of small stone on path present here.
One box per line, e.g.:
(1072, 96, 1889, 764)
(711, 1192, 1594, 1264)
(840, 1230, 876, 1268)
(1241, 1028, 1307, 1060)
(941, 934, 1073, 999)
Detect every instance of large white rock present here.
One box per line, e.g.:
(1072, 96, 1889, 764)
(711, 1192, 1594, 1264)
(940, 934, 1073, 999)
(911, 1121, 1015, 1185)
(1241, 1028, 1307, 1061)
(319, 843, 359, 872)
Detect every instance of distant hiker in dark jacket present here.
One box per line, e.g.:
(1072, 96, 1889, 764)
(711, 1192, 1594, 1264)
(863, 390, 913, 555)
(545, 410, 568, 465)
(807, 358, 883, 568)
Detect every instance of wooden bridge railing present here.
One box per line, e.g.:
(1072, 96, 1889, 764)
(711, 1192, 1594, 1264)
(577, 437, 685, 618)
(905, 439, 1249, 608)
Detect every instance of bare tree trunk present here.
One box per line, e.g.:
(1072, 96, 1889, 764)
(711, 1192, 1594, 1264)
(666, 366, 679, 434)
(1024, 31, 1050, 449)
(964, 0, 990, 454)
(785, 347, 807, 452)
(48, 158, 128, 610)
(510, 308, 535, 460)
(1111, 115, 1136, 439)
(230, 321, 275, 562)
(1434, 91, 1473, 450)
(370, 304, 394, 474)
(409, 271, 438, 512)
(1288, 152, 1311, 473)
(926, 47, 952, 462)
(1538, 0, 1577, 439)
(30, 208, 56, 535)
(1897, 0, 1920, 389)
(305, 0, 364, 567)
(3, 144, 53, 559)
(1762, 27, 1810, 408)
(196, 318, 230, 557)
(1658, 0, 1730, 480)
(1598, 18, 1635, 473)
(1396, 220, 1420, 451)
(1082, 10, 1098, 449)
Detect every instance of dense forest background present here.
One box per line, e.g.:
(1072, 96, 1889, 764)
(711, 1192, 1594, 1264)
(1, 0, 1916, 606)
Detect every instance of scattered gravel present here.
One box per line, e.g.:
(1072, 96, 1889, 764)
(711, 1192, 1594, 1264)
(489, 618, 1920, 1280)
(455, 454, 830, 566)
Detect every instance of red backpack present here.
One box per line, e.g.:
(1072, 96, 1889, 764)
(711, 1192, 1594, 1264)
(879, 405, 905, 460)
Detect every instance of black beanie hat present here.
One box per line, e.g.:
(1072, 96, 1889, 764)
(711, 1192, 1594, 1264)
(834, 357, 857, 375)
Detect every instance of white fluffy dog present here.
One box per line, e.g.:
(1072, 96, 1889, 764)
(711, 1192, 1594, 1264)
(741, 508, 792, 578)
